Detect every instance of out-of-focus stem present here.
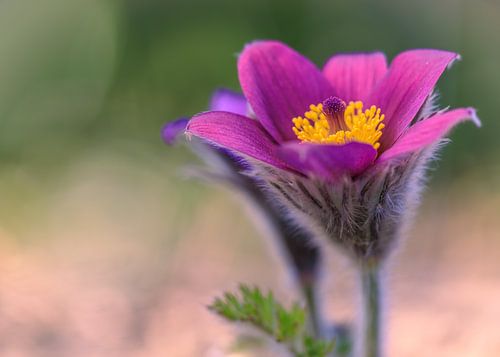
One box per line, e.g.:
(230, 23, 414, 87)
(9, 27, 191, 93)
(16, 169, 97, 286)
(191, 141, 325, 338)
(360, 261, 382, 357)
(302, 279, 322, 338)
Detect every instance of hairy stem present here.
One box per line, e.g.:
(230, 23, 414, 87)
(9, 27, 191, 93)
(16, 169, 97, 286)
(302, 280, 322, 338)
(360, 261, 382, 357)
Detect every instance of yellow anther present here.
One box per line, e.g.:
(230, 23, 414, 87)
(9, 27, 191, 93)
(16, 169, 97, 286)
(292, 100, 385, 150)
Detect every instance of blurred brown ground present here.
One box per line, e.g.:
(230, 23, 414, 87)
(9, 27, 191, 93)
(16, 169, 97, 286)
(0, 156, 499, 357)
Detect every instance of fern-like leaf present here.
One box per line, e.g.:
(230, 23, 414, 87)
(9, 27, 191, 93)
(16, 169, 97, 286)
(209, 284, 334, 357)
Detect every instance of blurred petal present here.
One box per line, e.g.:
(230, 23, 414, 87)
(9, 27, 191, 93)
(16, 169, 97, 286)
(278, 142, 377, 180)
(323, 52, 387, 102)
(187, 111, 289, 169)
(238, 40, 333, 142)
(379, 108, 480, 162)
(162, 117, 189, 145)
(366, 49, 460, 150)
(209, 88, 248, 115)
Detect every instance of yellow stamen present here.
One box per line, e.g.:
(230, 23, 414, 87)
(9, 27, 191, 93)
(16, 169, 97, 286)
(292, 101, 385, 150)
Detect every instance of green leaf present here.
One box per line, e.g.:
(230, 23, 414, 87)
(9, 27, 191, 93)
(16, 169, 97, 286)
(209, 284, 334, 357)
(301, 336, 335, 357)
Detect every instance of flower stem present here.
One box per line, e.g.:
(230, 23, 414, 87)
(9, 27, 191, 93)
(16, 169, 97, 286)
(302, 280, 322, 338)
(360, 261, 382, 357)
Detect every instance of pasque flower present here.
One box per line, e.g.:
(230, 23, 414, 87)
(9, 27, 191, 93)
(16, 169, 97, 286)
(163, 89, 327, 336)
(186, 40, 479, 261)
(178, 41, 479, 357)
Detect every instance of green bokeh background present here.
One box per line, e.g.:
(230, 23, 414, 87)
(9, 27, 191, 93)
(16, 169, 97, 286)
(0, 0, 497, 233)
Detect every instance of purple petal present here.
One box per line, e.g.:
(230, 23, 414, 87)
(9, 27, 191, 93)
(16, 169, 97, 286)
(238, 40, 334, 143)
(186, 111, 290, 170)
(162, 117, 189, 145)
(366, 49, 460, 150)
(323, 52, 388, 102)
(209, 88, 248, 115)
(379, 108, 480, 162)
(278, 142, 377, 181)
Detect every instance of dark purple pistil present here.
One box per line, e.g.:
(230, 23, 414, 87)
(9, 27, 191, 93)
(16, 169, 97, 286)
(322, 96, 346, 117)
(321, 96, 347, 131)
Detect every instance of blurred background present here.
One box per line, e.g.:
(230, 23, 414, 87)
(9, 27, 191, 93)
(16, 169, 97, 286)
(0, 0, 499, 355)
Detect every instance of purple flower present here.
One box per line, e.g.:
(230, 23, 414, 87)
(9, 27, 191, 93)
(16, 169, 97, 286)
(163, 89, 322, 312)
(162, 117, 190, 145)
(168, 41, 480, 355)
(186, 41, 479, 182)
(181, 41, 479, 260)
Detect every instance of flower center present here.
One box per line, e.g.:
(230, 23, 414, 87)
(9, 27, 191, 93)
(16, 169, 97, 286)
(292, 97, 385, 150)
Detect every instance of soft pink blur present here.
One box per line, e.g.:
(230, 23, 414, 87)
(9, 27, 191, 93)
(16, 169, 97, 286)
(0, 158, 499, 356)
